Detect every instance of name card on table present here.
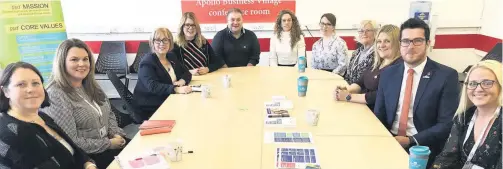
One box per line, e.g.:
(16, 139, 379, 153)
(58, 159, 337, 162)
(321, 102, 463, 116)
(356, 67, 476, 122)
(264, 100, 293, 109)
(265, 117, 296, 128)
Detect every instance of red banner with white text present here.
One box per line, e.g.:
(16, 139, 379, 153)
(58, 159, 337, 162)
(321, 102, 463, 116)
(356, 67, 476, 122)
(181, 0, 296, 24)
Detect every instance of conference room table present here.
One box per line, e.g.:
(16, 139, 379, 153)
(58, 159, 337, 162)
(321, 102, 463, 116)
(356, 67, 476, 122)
(107, 67, 408, 169)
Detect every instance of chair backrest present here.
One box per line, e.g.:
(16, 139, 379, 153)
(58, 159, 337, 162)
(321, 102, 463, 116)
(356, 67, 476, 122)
(106, 71, 142, 123)
(130, 42, 151, 73)
(96, 41, 128, 74)
(481, 42, 502, 62)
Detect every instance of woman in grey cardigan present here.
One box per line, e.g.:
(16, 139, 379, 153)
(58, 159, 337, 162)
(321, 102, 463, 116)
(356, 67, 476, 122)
(43, 39, 127, 168)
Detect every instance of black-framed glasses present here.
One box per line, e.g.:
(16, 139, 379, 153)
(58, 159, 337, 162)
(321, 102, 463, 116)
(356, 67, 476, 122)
(465, 80, 496, 90)
(154, 38, 170, 44)
(400, 38, 426, 47)
(184, 24, 196, 28)
(319, 22, 333, 27)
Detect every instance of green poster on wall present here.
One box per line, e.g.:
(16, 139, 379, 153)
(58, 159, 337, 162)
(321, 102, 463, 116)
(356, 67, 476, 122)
(0, 1, 67, 80)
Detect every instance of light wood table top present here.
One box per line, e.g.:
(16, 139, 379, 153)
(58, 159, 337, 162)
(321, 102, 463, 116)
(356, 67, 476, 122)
(107, 67, 407, 169)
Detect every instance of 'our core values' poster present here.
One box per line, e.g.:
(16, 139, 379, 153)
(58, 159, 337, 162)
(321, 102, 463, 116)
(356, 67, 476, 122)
(0, 1, 67, 80)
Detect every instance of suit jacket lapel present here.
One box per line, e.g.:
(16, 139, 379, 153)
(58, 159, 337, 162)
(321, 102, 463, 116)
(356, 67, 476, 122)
(389, 63, 404, 115)
(154, 54, 171, 78)
(413, 58, 435, 113)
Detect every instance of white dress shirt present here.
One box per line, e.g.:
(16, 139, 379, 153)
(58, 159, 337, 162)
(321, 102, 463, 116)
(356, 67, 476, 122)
(390, 58, 428, 136)
(269, 32, 306, 66)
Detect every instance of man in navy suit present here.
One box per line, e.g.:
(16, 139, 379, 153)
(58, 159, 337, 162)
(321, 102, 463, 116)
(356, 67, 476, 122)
(374, 18, 460, 166)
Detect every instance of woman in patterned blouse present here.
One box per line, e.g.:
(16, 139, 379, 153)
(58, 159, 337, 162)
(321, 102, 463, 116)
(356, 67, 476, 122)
(0, 62, 96, 169)
(310, 13, 349, 75)
(342, 20, 378, 84)
(43, 39, 127, 168)
(432, 60, 502, 169)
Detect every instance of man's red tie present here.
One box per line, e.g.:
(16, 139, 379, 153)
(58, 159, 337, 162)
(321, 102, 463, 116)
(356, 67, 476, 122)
(398, 69, 414, 136)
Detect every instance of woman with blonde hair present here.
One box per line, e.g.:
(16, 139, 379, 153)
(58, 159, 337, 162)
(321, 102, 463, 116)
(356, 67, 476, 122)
(432, 60, 502, 169)
(43, 38, 126, 168)
(173, 12, 225, 75)
(342, 20, 378, 84)
(133, 27, 192, 121)
(269, 9, 306, 66)
(334, 24, 402, 110)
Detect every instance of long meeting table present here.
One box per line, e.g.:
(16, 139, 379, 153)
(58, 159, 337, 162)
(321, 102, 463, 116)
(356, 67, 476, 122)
(107, 67, 408, 169)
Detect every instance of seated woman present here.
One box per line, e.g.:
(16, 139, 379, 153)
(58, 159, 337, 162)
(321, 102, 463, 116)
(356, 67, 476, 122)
(311, 13, 349, 75)
(269, 9, 306, 67)
(334, 24, 401, 110)
(432, 60, 502, 169)
(43, 38, 127, 168)
(0, 62, 97, 169)
(173, 12, 225, 75)
(133, 27, 192, 121)
(342, 20, 378, 84)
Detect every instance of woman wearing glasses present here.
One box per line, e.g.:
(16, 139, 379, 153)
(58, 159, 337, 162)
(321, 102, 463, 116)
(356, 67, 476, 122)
(133, 27, 192, 121)
(173, 12, 225, 75)
(311, 13, 349, 75)
(269, 10, 306, 67)
(432, 60, 502, 169)
(342, 20, 377, 84)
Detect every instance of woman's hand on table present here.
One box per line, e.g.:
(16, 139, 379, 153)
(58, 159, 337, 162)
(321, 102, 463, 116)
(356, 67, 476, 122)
(197, 67, 209, 75)
(334, 88, 350, 101)
(189, 69, 200, 76)
(175, 86, 192, 94)
(173, 79, 186, 86)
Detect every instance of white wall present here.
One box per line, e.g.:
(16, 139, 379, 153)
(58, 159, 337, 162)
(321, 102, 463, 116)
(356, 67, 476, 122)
(61, 0, 484, 34)
(480, 0, 503, 39)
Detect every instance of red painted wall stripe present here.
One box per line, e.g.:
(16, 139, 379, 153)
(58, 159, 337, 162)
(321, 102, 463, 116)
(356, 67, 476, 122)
(84, 34, 501, 54)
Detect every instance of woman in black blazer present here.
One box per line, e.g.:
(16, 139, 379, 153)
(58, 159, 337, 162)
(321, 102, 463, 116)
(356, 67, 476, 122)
(133, 27, 192, 121)
(0, 62, 96, 169)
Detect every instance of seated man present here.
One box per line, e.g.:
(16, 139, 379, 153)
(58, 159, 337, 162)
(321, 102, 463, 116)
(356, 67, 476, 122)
(212, 8, 260, 67)
(374, 18, 460, 168)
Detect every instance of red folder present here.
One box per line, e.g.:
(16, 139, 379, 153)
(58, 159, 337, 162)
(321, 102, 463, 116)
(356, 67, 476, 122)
(139, 120, 176, 130)
(139, 126, 173, 136)
(139, 120, 176, 136)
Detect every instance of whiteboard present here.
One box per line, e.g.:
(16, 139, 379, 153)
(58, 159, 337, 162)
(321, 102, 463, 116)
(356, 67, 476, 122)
(61, 0, 483, 34)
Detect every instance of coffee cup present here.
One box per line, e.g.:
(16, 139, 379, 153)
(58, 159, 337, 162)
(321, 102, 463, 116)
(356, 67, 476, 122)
(298, 76, 308, 97)
(409, 146, 431, 169)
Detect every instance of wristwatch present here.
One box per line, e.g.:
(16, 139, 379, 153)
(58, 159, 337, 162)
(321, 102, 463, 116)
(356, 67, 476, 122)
(345, 93, 352, 101)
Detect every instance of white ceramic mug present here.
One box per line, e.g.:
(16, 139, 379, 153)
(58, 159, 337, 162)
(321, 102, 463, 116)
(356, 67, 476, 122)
(166, 142, 183, 162)
(306, 109, 320, 126)
(201, 85, 211, 98)
(222, 75, 231, 88)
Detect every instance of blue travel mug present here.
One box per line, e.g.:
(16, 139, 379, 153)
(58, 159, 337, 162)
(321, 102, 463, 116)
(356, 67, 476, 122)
(297, 76, 308, 97)
(409, 146, 431, 169)
(298, 56, 306, 73)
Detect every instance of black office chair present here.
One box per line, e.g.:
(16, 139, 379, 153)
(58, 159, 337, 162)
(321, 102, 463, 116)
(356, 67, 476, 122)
(95, 41, 130, 87)
(95, 41, 128, 74)
(130, 42, 150, 73)
(459, 43, 502, 83)
(106, 71, 142, 124)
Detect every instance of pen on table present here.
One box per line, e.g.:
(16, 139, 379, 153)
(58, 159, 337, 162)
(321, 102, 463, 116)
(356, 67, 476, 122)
(268, 114, 290, 118)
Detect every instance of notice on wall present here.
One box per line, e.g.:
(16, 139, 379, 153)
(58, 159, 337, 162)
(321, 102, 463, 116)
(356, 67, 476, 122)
(0, 1, 67, 80)
(409, 1, 432, 25)
(181, 0, 296, 24)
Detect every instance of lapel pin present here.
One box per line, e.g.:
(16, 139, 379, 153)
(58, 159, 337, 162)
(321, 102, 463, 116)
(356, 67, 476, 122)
(374, 75, 377, 79)
(422, 72, 431, 79)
